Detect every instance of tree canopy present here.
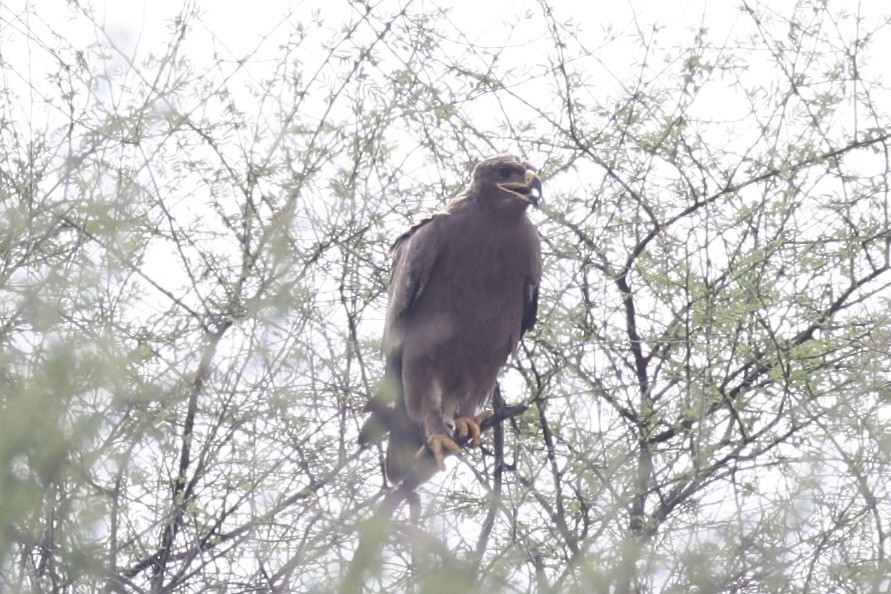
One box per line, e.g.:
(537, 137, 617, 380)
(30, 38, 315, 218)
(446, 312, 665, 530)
(2, 0, 890, 591)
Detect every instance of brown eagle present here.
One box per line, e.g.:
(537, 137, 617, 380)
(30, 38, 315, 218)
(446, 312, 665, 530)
(361, 154, 542, 483)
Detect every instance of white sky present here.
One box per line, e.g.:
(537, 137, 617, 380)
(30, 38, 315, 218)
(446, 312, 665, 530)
(6, 0, 890, 132)
(22, 0, 742, 68)
(94, 0, 722, 54)
(84, 0, 889, 58)
(42, 0, 891, 146)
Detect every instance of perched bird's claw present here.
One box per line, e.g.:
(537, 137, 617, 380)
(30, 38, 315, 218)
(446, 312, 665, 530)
(474, 409, 494, 428)
(454, 417, 479, 446)
(455, 410, 495, 447)
(415, 433, 462, 471)
(411, 411, 496, 471)
(455, 410, 493, 447)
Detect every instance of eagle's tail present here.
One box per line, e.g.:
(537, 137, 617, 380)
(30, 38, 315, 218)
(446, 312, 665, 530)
(359, 355, 433, 485)
(357, 355, 404, 446)
(384, 401, 426, 483)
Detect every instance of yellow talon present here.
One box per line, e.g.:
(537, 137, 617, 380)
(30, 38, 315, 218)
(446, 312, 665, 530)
(455, 410, 494, 447)
(415, 433, 462, 471)
(454, 416, 482, 447)
(473, 410, 494, 427)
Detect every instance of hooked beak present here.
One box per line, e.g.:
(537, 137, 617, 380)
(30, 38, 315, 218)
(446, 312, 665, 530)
(498, 171, 543, 206)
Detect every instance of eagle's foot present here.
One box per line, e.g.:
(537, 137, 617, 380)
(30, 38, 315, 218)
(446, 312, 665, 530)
(455, 410, 493, 447)
(415, 433, 462, 471)
(474, 409, 494, 427)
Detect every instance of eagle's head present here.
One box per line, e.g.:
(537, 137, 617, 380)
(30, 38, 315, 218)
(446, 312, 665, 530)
(470, 153, 543, 208)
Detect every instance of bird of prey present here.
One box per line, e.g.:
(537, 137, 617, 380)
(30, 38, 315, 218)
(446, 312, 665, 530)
(361, 154, 542, 483)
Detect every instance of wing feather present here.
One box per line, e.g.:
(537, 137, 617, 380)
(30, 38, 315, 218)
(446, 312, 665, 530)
(520, 229, 542, 337)
(521, 279, 539, 336)
(382, 211, 448, 356)
(360, 212, 448, 448)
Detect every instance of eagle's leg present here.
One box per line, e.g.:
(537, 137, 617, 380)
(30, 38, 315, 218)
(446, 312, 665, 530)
(415, 433, 462, 471)
(454, 410, 494, 447)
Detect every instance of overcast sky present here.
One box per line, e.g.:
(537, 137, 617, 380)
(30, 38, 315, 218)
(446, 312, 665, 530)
(6, 0, 890, 135)
(7, 0, 747, 73)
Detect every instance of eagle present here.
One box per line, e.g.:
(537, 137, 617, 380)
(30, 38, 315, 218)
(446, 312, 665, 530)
(361, 154, 542, 483)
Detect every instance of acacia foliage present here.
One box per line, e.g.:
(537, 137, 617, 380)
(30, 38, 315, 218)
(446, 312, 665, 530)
(1, 0, 890, 592)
